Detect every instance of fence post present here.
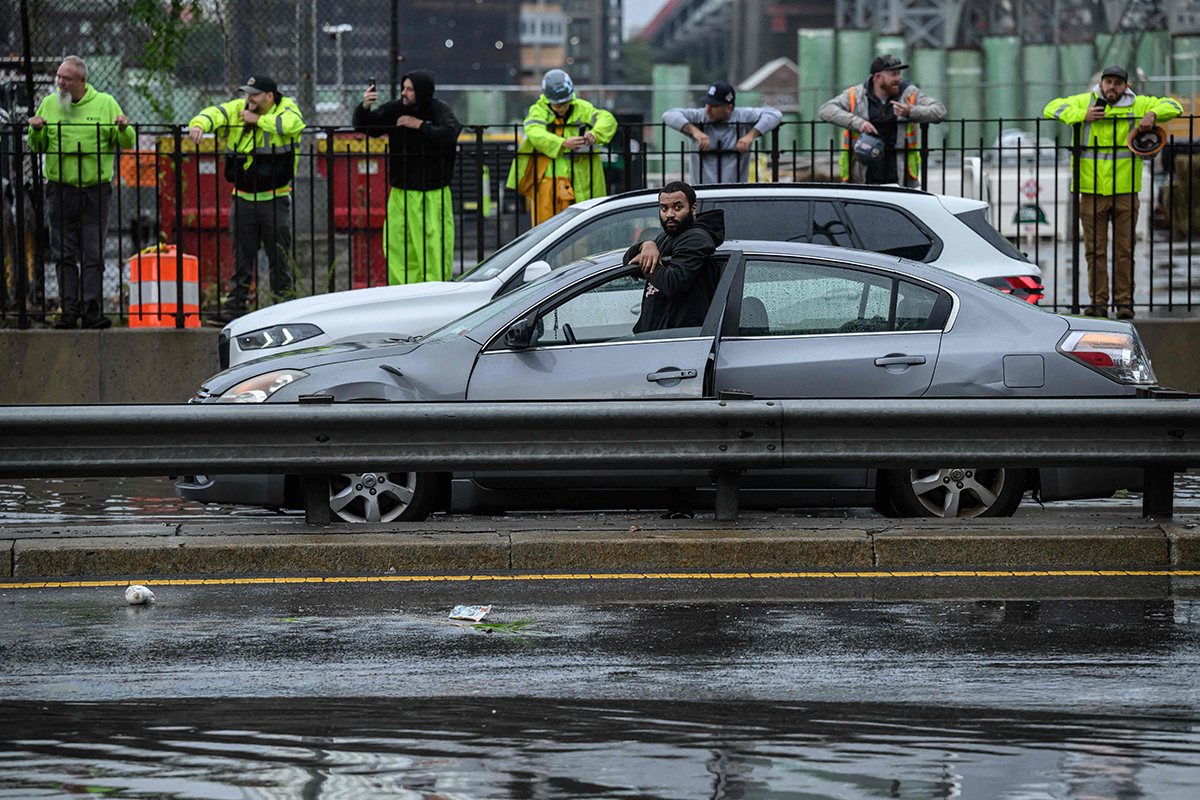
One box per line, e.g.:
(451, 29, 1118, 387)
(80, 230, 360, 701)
(919, 122, 929, 192)
(13, 126, 29, 330)
(770, 128, 780, 183)
(324, 128, 336, 291)
(1071, 123, 1082, 315)
(172, 126, 185, 328)
(475, 126, 485, 265)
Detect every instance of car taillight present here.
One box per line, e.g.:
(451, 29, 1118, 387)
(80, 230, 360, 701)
(1058, 330, 1157, 384)
(980, 276, 1044, 304)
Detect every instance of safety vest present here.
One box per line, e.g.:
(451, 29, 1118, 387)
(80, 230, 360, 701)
(189, 97, 306, 200)
(839, 86, 920, 182)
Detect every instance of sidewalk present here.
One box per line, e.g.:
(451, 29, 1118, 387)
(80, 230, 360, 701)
(3, 509, 1198, 579)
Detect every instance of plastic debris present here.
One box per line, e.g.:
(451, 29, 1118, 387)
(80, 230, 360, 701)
(449, 604, 492, 621)
(125, 585, 155, 605)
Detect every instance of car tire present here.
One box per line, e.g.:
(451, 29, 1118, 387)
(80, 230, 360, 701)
(880, 467, 1026, 519)
(328, 471, 435, 523)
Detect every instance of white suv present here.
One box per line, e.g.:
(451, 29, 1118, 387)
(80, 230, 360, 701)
(217, 184, 1043, 369)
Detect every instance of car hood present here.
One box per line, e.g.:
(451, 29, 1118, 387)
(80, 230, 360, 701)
(223, 280, 483, 336)
(202, 336, 424, 394)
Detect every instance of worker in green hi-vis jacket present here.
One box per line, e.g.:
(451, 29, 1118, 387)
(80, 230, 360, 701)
(28, 55, 134, 330)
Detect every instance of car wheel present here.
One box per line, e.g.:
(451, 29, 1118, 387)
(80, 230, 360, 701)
(328, 471, 434, 523)
(881, 468, 1026, 518)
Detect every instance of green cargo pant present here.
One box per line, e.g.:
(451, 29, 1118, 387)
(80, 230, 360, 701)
(383, 187, 454, 285)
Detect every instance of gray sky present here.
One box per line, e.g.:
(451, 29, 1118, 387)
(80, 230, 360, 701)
(624, 0, 671, 38)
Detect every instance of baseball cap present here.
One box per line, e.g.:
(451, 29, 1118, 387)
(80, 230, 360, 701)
(704, 81, 736, 106)
(1101, 65, 1129, 82)
(870, 54, 908, 74)
(238, 75, 278, 96)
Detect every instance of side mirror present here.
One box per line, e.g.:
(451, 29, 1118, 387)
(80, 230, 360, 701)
(523, 261, 552, 283)
(504, 314, 536, 349)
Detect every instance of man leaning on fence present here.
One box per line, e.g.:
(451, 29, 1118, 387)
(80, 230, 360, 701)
(354, 70, 461, 285)
(506, 69, 617, 226)
(818, 54, 945, 187)
(28, 56, 133, 329)
(662, 81, 782, 184)
(1044, 65, 1182, 319)
(189, 75, 305, 324)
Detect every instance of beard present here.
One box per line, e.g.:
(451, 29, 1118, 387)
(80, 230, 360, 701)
(661, 208, 694, 236)
(55, 90, 73, 114)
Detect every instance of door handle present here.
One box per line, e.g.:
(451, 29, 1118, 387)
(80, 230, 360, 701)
(874, 355, 926, 367)
(647, 369, 698, 382)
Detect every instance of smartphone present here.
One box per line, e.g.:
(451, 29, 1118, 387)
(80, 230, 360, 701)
(368, 77, 377, 91)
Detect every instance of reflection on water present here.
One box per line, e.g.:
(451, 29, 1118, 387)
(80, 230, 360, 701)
(1, 698, 1198, 799)
(0, 476, 275, 522)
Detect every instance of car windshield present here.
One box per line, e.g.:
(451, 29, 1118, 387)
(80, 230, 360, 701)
(423, 263, 585, 344)
(456, 207, 586, 282)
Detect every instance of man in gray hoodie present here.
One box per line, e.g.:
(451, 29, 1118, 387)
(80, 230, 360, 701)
(662, 81, 782, 184)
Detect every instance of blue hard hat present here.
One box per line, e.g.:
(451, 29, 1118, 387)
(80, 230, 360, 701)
(542, 69, 574, 103)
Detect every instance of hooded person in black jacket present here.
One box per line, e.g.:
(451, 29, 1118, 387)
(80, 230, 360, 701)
(624, 182, 726, 333)
(354, 70, 463, 284)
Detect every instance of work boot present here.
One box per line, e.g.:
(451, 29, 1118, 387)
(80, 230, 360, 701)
(81, 312, 113, 329)
(1084, 304, 1109, 318)
(206, 308, 242, 327)
(1116, 306, 1135, 320)
(53, 313, 78, 329)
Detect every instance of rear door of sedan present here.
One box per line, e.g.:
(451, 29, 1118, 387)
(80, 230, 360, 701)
(714, 255, 952, 399)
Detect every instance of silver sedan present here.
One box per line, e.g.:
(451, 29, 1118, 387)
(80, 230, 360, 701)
(180, 242, 1156, 522)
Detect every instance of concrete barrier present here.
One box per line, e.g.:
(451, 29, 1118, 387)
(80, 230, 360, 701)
(0, 319, 1195, 406)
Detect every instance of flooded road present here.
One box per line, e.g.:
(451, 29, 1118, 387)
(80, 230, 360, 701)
(2, 584, 1200, 798)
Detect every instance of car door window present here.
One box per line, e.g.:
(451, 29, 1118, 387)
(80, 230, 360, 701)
(810, 201, 853, 247)
(530, 273, 656, 346)
(543, 206, 661, 269)
(739, 259, 893, 335)
(841, 202, 936, 261)
(895, 280, 942, 330)
(707, 199, 813, 242)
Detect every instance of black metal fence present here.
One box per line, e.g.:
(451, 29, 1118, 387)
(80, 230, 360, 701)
(2, 116, 1200, 328)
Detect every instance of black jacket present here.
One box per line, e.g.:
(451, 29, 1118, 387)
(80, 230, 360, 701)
(624, 209, 726, 334)
(352, 70, 462, 191)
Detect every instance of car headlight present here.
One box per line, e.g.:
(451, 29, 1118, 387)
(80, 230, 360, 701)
(1058, 331, 1157, 385)
(236, 323, 323, 351)
(215, 369, 309, 403)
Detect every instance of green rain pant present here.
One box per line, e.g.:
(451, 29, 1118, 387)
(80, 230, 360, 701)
(384, 187, 454, 285)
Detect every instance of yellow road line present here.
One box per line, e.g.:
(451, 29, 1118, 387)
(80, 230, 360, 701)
(3, 569, 1200, 590)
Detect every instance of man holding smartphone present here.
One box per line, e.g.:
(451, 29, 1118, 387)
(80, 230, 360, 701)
(354, 70, 462, 285)
(1045, 65, 1182, 319)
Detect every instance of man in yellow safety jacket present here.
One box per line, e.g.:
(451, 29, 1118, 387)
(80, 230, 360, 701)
(1045, 65, 1182, 319)
(506, 69, 617, 226)
(819, 54, 946, 186)
(189, 75, 305, 322)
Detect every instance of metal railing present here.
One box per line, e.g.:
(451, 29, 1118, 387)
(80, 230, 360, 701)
(3, 117, 1200, 328)
(0, 397, 1196, 520)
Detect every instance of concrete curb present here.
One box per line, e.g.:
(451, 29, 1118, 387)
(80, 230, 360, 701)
(5, 525, 1200, 579)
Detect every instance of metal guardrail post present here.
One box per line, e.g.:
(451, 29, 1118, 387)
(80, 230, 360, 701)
(1143, 469, 1176, 518)
(714, 390, 754, 522)
(300, 394, 333, 524)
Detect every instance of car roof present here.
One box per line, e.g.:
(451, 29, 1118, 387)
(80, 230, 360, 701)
(572, 182, 936, 211)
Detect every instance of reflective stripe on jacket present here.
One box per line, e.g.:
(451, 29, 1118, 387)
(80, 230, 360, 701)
(1043, 89, 1182, 195)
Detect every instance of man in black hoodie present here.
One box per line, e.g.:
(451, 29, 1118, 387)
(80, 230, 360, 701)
(624, 181, 725, 333)
(354, 70, 462, 284)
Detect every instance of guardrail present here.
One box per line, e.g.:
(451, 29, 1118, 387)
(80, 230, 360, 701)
(3, 117, 1200, 328)
(0, 397, 1196, 522)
